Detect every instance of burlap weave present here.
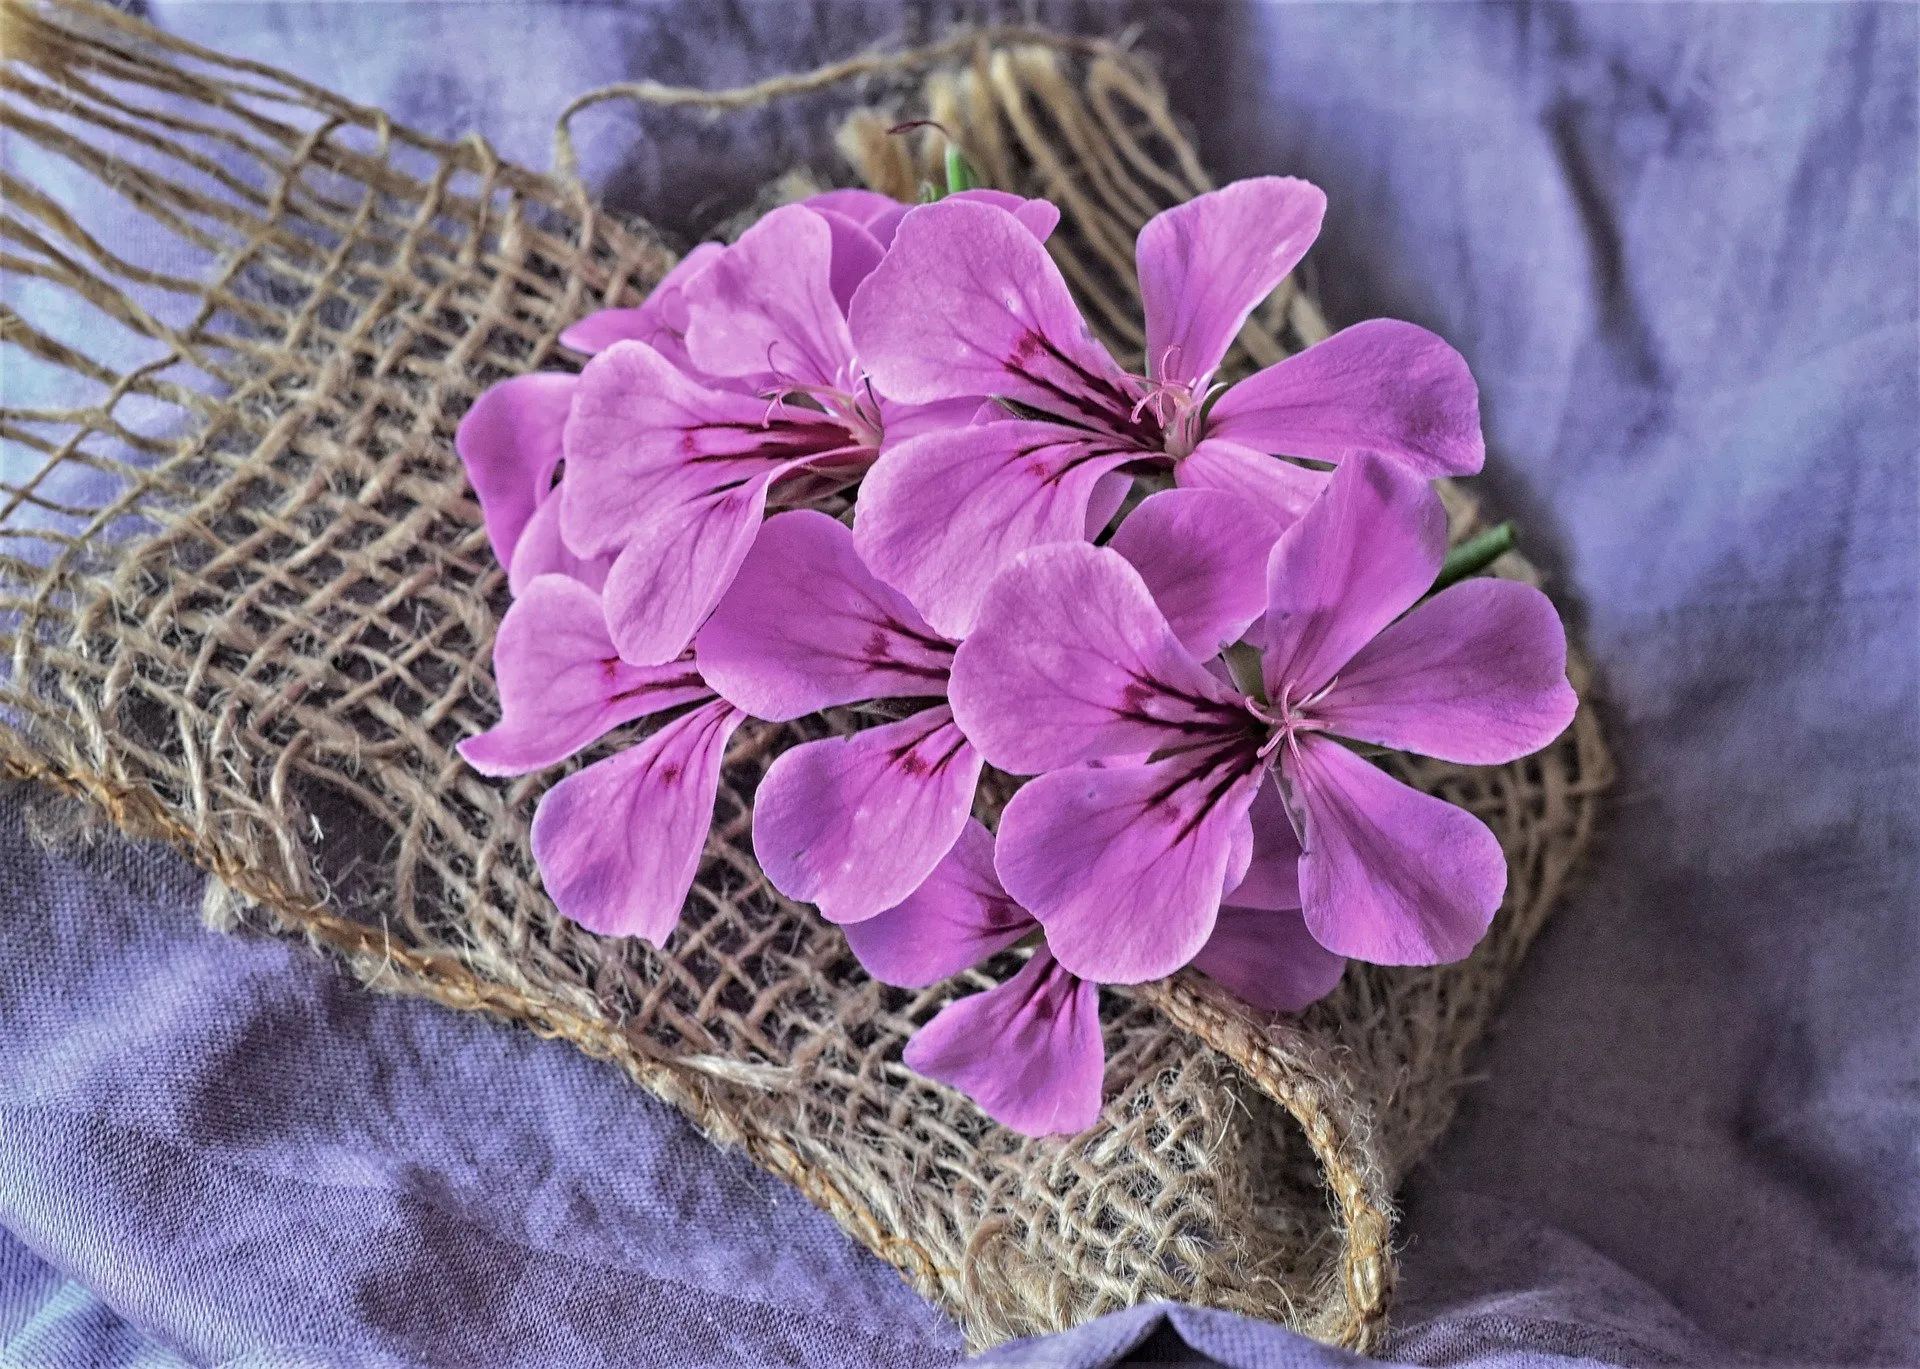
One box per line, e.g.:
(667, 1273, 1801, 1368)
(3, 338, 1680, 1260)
(0, 1, 1612, 1351)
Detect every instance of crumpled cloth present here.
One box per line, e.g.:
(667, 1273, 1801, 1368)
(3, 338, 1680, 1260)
(1, 1, 1913, 1366)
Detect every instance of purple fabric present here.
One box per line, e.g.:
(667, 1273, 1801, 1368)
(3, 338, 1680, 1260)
(2, 2, 1914, 1367)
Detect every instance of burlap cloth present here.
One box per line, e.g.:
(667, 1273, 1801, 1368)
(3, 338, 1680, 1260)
(0, 0, 1612, 1351)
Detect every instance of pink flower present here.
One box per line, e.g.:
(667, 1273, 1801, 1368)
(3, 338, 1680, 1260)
(696, 486, 1283, 924)
(553, 193, 1056, 666)
(948, 452, 1578, 982)
(846, 178, 1484, 636)
(845, 820, 1103, 1136)
(457, 572, 743, 945)
(845, 818, 1343, 1136)
(696, 509, 981, 924)
(453, 239, 730, 576)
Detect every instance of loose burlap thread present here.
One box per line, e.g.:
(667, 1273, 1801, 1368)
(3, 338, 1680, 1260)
(0, 1, 1612, 1350)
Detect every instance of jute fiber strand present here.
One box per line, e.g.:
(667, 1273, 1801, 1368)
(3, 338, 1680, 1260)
(0, 0, 1612, 1350)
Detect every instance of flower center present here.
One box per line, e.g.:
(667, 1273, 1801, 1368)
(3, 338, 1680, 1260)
(758, 354, 885, 452)
(1244, 677, 1337, 762)
(1125, 349, 1222, 460)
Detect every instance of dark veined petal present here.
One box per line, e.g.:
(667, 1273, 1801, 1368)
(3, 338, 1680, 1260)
(903, 947, 1105, 1137)
(530, 699, 744, 946)
(750, 706, 983, 925)
(697, 510, 953, 721)
(842, 820, 1034, 988)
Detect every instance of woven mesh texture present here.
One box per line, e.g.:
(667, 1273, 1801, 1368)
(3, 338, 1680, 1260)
(0, 2, 1612, 1350)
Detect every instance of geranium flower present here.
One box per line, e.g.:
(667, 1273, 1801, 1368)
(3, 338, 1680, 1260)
(453, 238, 730, 576)
(948, 452, 1578, 982)
(558, 192, 1064, 667)
(457, 571, 743, 945)
(846, 177, 1484, 636)
(844, 819, 1102, 1136)
(696, 487, 1283, 924)
(695, 509, 980, 924)
(845, 818, 1343, 1136)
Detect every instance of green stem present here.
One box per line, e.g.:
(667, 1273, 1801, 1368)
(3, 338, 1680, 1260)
(944, 143, 979, 194)
(1430, 521, 1516, 594)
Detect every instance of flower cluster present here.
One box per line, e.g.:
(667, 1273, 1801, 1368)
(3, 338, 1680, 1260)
(456, 174, 1577, 1137)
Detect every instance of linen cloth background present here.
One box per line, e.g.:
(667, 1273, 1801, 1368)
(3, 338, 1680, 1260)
(0, 2, 1914, 1366)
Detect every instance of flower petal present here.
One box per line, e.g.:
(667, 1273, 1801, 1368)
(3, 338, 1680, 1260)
(1222, 772, 1303, 911)
(946, 188, 1061, 243)
(459, 576, 711, 777)
(598, 469, 786, 667)
(903, 947, 1104, 1137)
(802, 188, 901, 230)
(810, 206, 887, 317)
(1176, 437, 1328, 524)
(751, 707, 983, 925)
(1108, 488, 1290, 658)
(841, 819, 1033, 987)
(948, 540, 1246, 775)
(1207, 319, 1485, 477)
(849, 198, 1141, 437)
(507, 493, 611, 597)
(1283, 735, 1506, 965)
(1137, 177, 1326, 390)
(1261, 450, 1448, 700)
(696, 510, 952, 720)
(455, 372, 574, 568)
(1317, 577, 1578, 764)
(530, 699, 744, 945)
(994, 746, 1265, 983)
(851, 419, 1134, 640)
(558, 241, 725, 364)
(1083, 470, 1134, 539)
(1192, 904, 1346, 1013)
(681, 204, 858, 391)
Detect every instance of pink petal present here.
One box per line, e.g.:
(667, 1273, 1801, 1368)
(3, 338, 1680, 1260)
(1176, 437, 1328, 523)
(750, 707, 984, 925)
(903, 947, 1104, 1137)
(696, 510, 952, 720)
(1206, 319, 1485, 477)
(848, 198, 1140, 436)
(994, 747, 1265, 983)
(1083, 470, 1134, 539)
(558, 241, 725, 363)
(530, 699, 744, 945)
(810, 206, 887, 317)
(947, 540, 1246, 775)
(946, 188, 1061, 243)
(1192, 904, 1346, 1013)
(1137, 177, 1325, 390)
(841, 819, 1034, 987)
(1222, 772, 1303, 911)
(459, 576, 710, 776)
(455, 372, 574, 568)
(1316, 577, 1578, 764)
(802, 188, 901, 230)
(507, 493, 612, 597)
(1260, 450, 1448, 700)
(1107, 488, 1291, 658)
(597, 471, 786, 667)
(681, 204, 859, 390)
(1283, 735, 1506, 966)
(851, 420, 1134, 639)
